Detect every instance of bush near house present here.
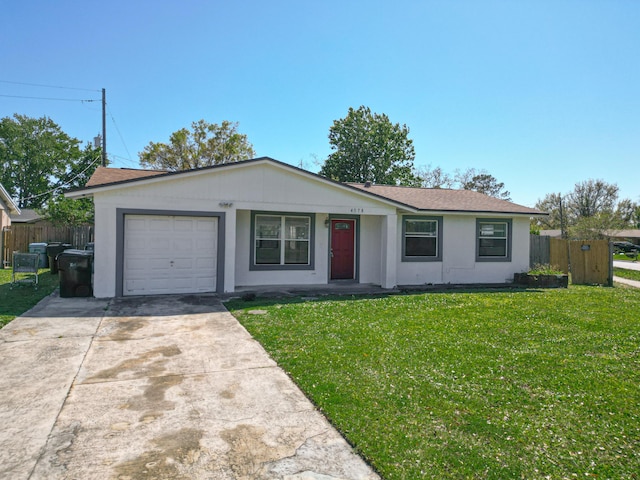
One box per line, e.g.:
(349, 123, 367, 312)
(228, 287, 640, 480)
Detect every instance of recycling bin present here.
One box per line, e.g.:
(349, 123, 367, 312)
(57, 249, 94, 297)
(28, 242, 49, 268)
(46, 242, 73, 274)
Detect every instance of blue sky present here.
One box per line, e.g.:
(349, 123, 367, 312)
(1, 0, 638, 207)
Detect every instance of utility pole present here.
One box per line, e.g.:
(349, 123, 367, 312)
(101, 88, 107, 166)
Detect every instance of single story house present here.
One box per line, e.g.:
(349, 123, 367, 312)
(9, 208, 43, 225)
(67, 157, 545, 298)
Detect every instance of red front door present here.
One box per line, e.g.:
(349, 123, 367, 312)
(331, 219, 355, 280)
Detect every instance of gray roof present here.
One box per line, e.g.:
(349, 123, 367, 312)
(9, 208, 42, 223)
(76, 157, 545, 216)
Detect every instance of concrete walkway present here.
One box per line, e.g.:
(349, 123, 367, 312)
(0, 293, 379, 480)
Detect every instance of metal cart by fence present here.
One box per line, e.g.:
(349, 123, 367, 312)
(11, 252, 40, 288)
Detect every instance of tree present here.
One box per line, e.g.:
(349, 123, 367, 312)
(319, 106, 419, 186)
(534, 179, 636, 239)
(458, 170, 511, 200)
(41, 144, 102, 225)
(417, 164, 454, 189)
(139, 119, 255, 171)
(566, 179, 618, 219)
(535, 193, 566, 231)
(614, 198, 640, 227)
(0, 114, 82, 208)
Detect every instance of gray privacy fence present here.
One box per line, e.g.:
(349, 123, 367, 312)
(529, 234, 550, 267)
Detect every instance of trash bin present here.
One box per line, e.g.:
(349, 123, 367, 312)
(84, 242, 94, 251)
(57, 249, 93, 297)
(28, 242, 49, 268)
(46, 242, 73, 274)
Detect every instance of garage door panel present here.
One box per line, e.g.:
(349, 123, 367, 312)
(123, 215, 218, 296)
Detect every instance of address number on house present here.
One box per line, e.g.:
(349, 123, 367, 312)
(349, 208, 364, 213)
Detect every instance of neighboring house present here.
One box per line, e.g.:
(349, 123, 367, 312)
(9, 208, 43, 225)
(0, 182, 20, 231)
(1, 183, 21, 268)
(66, 157, 545, 298)
(539, 229, 563, 238)
(604, 229, 640, 245)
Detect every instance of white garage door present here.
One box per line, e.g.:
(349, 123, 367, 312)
(123, 215, 218, 296)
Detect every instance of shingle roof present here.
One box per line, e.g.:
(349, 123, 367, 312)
(81, 161, 544, 216)
(9, 208, 41, 223)
(85, 166, 167, 187)
(349, 183, 544, 215)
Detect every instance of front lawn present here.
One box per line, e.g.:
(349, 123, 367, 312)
(227, 287, 640, 479)
(614, 267, 640, 282)
(0, 268, 59, 328)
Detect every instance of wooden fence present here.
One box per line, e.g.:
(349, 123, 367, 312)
(529, 235, 612, 285)
(1, 224, 93, 268)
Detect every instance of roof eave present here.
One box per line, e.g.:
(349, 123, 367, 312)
(0, 184, 21, 215)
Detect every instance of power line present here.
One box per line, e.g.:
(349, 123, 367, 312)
(0, 80, 100, 92)
(108, 108, 133, 163)
(18, 154, 102, 203)
(109, 154, 139, 168)
(0, 94, 99, 102)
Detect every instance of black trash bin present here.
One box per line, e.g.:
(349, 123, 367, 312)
(46, 242, 73, 274)
(57, 249, 93, 297)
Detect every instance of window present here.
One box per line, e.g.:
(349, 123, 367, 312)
(251, 212, 314, 270)
(402, 216, 443, 262)
(476, 219, 512, 261)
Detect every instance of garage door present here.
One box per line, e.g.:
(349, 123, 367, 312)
(123, 215, 218, 296)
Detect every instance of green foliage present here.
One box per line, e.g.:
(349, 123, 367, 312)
(0, 114, 83, 209)
(535, 180, 638, 237)
(40, 144, 101, 226)
(528, 263, 564, 275)
(529, 222, 541, 235)
(319, 106, 419, 186)
(228, 287, 640, 479)
(138, 119, 255, 171)
(418, 165, 511, 200)
(0, 268, 59, 328)
(613, 267, 640, 282)
(460, 172, 511, 200)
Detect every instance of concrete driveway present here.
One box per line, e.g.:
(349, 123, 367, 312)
(0, 293, 379, 480)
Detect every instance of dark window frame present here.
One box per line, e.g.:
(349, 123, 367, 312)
(476, 218, 512, 262)
(250, 211, 315, 271)
(401, 215, 443, 262)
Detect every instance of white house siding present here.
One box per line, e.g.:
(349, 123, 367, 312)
(91, 162, 397, 297)
(396, 214, 531, 286)
(359, 215, 383, 285)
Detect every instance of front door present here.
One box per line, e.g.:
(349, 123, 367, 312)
(330, 219, 355, 280)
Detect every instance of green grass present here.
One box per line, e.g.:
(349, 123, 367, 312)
(614, 253, 639, 261)
(614, 267, 640, 282)
(227, 287, 640, 479)
(0, 268, 59, 328)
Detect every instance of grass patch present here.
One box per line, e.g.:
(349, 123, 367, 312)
(614, 267, 640, 282)
(227, 287, 640, 479)
(0, 268, 59, 328)
(614, 253, 639, 261)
